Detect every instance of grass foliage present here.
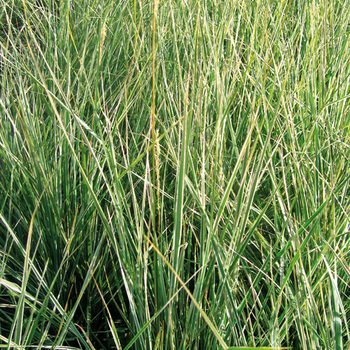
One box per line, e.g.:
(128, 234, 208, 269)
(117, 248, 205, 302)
(1, 0, 350, 348)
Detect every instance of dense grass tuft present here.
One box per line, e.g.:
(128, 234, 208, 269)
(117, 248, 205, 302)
(1, 0, 350, 349)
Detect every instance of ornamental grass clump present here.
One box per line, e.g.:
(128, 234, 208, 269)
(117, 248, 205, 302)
(0, 0, 350, 349)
